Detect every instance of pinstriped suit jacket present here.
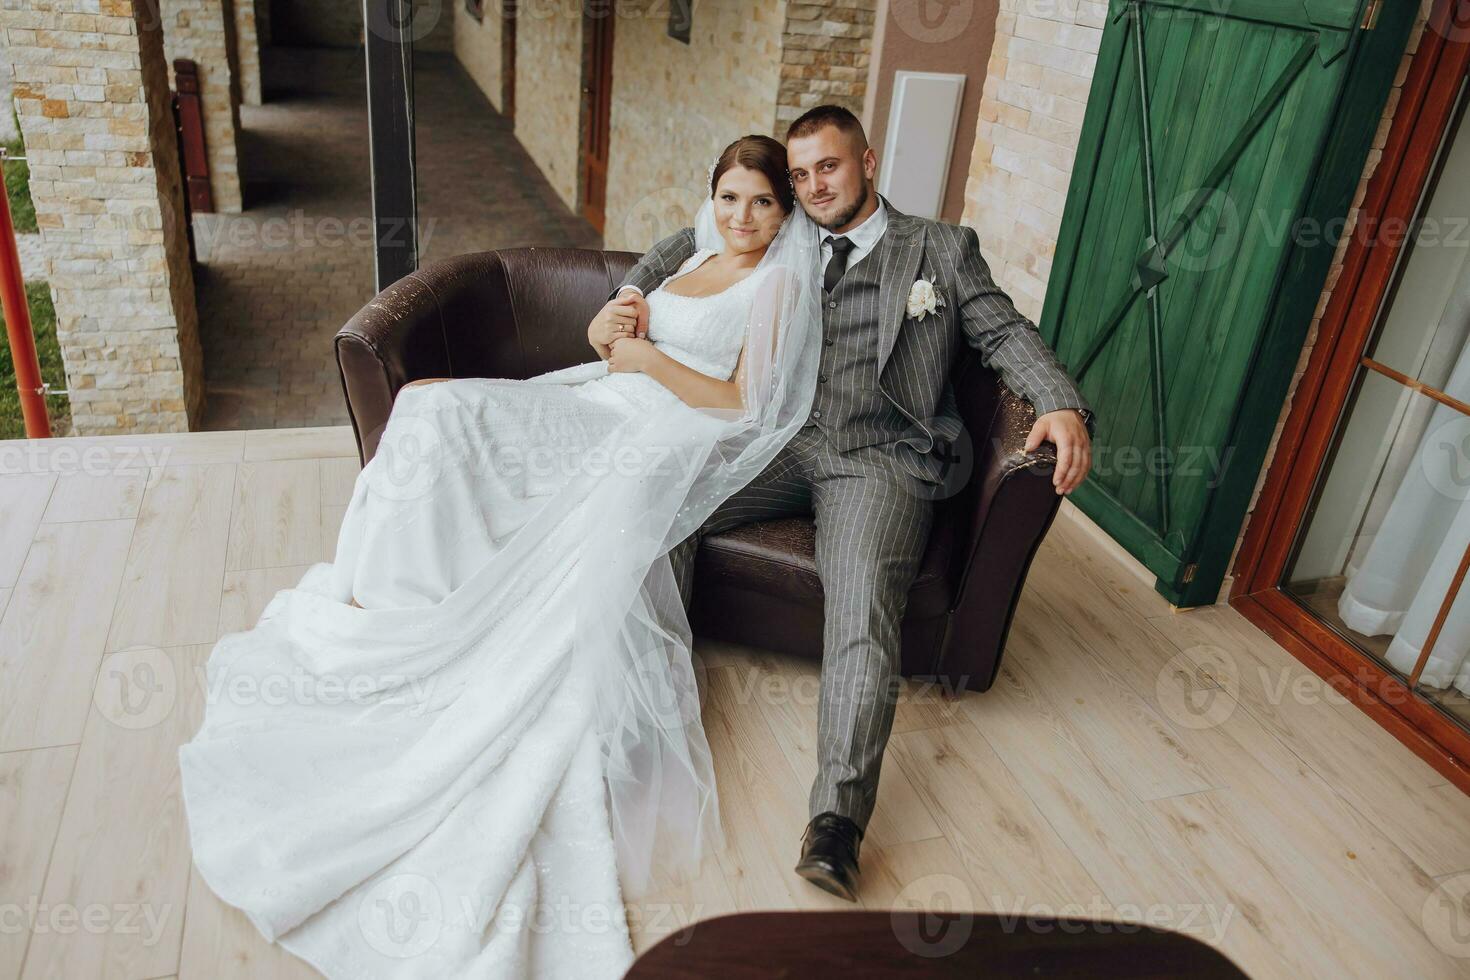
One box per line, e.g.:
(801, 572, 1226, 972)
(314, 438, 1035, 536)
(612, 194, 1095, 469)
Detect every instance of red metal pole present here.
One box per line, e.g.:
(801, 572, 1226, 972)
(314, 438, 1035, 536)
(0, 152, 49, 439)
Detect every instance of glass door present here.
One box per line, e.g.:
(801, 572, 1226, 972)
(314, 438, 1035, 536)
(1282, 77, 1470, 728)
(1231, 3, 1470, 790)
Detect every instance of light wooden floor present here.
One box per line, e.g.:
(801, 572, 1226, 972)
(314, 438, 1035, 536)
(2, 426, 1469, 979)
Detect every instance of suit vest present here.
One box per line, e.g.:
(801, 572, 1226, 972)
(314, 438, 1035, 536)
(803, 246, 913, 451)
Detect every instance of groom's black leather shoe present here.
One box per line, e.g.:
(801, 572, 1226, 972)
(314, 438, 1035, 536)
(795, 811, 863, 902)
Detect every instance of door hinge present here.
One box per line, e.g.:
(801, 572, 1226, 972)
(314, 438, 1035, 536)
(1181, 563, 1198, 584)
(1361, 0, 1381, 30)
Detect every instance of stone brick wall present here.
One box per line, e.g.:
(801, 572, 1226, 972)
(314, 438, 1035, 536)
(602, 0, 786, 252)
(162, 0, 243, 213)
(776, 0, 876, 136)
(961, 0, 1104, 321)
(512, 2, 582, 213)
(454, 0, 504, 114)
(0, 39, 19, 142)
(3, 0, 204, 434)
(1220, 3, 1433, 603)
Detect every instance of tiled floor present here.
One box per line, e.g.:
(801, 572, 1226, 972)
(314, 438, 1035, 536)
(194, 45, 599, 432)
(2, 428, 1470, 978)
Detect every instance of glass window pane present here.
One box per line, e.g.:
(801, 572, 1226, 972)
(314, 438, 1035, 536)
(1411, 587, 1470, 725)
(1285, 370, 1470, 728)
(1363, 82, 1470, 394)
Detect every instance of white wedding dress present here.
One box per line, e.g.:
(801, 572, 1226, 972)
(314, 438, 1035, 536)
(179, 248, 781, 979)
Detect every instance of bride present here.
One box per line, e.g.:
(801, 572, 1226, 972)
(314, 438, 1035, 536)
(178, 135, 823, 979)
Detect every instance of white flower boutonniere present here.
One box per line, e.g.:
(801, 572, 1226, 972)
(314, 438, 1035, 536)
(907, 277, 946, 321)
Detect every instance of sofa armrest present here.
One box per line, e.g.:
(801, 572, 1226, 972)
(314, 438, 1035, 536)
(335, 254, 524, 466)
(336, 249, 642, 466)
(936, 380, 1065, 692)
(966, 382, 1061, 559)
(336, 271, 460, 466)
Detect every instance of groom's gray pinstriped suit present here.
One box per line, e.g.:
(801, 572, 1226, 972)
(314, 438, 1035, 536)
(613, 194, 1094, 831)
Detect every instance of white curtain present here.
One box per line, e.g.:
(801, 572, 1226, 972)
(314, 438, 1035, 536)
(1338, 261, 1470, 694)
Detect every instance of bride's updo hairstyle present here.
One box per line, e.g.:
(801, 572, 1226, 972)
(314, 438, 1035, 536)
(709, 135, 795, 214)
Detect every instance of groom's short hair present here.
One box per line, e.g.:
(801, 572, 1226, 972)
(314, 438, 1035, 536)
(786, 104, 868, 151)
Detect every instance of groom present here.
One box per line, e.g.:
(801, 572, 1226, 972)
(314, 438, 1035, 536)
(608, 105, 1094, 901)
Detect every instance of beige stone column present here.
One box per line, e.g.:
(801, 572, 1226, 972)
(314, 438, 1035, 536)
(960, 3, 1105, 321)
(776, 0, 877, 136)
(233, 0, 262, 106)
(161, 0, 243, 212)
(2, 0, 205, 434)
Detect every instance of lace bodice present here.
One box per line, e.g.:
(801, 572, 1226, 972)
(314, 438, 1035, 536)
(644, 248, 769, 380)
(527, 248, 773, 415)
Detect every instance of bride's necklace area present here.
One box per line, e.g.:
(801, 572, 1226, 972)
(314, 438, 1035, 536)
(662, 250, 761, 300)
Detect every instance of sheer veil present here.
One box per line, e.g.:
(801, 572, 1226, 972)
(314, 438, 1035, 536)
(575, 196, 824, 896)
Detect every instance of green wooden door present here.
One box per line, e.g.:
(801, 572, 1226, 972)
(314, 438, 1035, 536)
(1041, 0, 1409, 605)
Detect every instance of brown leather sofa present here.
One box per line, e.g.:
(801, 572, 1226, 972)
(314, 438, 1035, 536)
(335, 247, 1065, 693)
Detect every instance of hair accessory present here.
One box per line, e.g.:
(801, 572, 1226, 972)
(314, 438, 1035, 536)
(706, 154, 720, 194)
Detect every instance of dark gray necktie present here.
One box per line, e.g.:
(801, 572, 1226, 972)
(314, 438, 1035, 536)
(823, 235, 855, 293)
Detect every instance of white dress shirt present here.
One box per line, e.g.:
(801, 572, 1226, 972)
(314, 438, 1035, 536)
(820, 195, 888, 281)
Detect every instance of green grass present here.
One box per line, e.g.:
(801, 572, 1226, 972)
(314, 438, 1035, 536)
(0, 280, 70, 439)
(4, 109, 36, 234)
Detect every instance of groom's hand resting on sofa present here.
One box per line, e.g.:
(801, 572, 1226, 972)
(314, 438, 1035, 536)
(1025, 409, 1093, 495)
